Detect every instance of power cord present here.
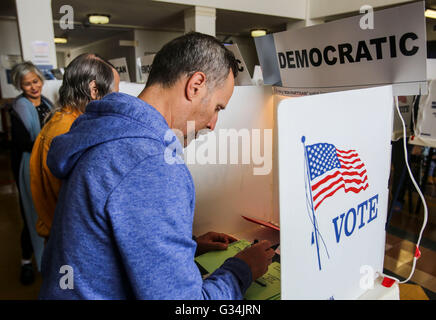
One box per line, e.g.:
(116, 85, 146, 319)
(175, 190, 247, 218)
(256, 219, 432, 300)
(379, 95, 428, 287)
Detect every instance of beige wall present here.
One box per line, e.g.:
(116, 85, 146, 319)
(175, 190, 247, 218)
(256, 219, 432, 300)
(309, 0, 415, 19)
(66, 31, 136, 81)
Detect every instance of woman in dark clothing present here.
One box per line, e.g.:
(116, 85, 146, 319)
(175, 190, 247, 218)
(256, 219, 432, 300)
(9, 61, 53, 285)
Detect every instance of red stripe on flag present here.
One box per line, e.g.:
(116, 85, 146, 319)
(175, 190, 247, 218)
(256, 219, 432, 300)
(336, 153, 359, 160)
(336, 149, 356, 154)
(313, 175, 368, 203)
(314, 183, 345, 210)
(341, 169, 367, 177)
(312, 170, 341, 191)
(341, 163, 364, 170)
(314, 183, 369, 210)
(339, 158, 362, 165)
(313, 176, 343, 202)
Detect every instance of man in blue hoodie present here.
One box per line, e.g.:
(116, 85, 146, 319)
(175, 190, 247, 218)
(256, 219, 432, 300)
(39, 32, 275, 299)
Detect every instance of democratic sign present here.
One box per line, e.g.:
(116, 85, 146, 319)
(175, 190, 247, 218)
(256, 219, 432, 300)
(137, 54, 155, 84)
(108, 57, 131, 82)
(224, 43, 253, 86)
(256, 1, 427, 95)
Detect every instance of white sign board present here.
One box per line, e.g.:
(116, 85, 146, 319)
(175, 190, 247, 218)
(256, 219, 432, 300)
(410, 79, 436, 147)
(277, 85, 393, 299)
(224, 44, 253, 86)
(137, 54, 155, 84)
(109, 57, 130, 82)
(271, 1, 426, 94)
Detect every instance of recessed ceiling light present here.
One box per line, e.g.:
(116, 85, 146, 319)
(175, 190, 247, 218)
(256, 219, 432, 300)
(251, 29, 267, 38)
(54, 37, 67, 44)
(88, 14, 110, 24)
(425, 9, 436, 19)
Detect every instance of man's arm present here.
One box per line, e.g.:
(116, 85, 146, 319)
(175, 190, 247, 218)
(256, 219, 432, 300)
(105, 155, 251, 299)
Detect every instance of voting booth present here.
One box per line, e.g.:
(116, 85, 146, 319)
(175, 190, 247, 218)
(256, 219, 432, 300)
(189, 1, 427, 300)
(37, 1, 429, 300)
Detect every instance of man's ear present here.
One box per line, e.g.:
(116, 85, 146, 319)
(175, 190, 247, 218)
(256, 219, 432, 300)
(89, 80, 99, 100)
(185, 72, 206, 102)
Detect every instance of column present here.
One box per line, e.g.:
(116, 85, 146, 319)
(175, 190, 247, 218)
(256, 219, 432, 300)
(184, 6, 216, 37)
(15, 0, 57, 68)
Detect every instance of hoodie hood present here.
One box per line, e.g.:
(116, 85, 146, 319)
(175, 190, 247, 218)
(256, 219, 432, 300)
(47, 92, 179, 179)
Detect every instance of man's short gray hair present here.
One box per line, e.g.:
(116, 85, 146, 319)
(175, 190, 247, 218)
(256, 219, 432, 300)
(11, 61, 45, 91)
(146, 32, 239, 90)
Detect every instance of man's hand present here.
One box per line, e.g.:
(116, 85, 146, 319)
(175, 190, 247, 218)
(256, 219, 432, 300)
(234, 240, 275, 280)
(195, 231, 238, 256)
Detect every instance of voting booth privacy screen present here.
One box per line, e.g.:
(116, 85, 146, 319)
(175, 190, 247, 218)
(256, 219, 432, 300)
(277, 86, 394, 299)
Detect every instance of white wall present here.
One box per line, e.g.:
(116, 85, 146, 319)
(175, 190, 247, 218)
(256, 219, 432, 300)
(56, 51, 65, 68)
(66, 31, 136, 81)
(0, 19, 22, 99)
(133, 29, 183, 82)
(0, 19, 22, 56)
(15, 0, 57, 67)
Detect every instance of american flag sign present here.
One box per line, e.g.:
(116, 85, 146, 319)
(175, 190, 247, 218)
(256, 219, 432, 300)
(305, 143, 369, 211)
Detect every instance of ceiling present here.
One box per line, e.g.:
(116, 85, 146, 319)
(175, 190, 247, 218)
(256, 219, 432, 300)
(2, 0, 436, 50)
(0, 0, 294, 50)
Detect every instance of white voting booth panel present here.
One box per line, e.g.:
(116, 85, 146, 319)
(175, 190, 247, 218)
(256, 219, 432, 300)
(186, 86, 277, 238)
(40, 81, 397, 300)
(277, 86, 394, 300)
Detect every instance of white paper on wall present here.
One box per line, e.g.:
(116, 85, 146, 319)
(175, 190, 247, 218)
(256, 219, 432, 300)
(31, 41, 50, 65)
(392, 96, 414, 141)
(410, 79, 436, 147)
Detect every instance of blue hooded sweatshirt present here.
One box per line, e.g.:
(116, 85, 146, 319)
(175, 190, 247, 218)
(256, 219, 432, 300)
(39, 92, 252, 299)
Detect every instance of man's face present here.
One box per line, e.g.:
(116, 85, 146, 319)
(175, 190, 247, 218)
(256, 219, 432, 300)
(184, 70, 235, 146)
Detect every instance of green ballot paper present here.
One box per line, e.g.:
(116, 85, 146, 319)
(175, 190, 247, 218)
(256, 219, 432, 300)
(194, 240, 281, 300)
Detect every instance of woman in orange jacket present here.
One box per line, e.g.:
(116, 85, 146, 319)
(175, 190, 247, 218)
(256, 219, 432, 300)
(30, 53, 120, 239)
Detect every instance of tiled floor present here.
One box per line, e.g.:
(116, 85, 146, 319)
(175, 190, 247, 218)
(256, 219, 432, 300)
(0, 149, 42, 299)
(0, 147, 434, 300)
